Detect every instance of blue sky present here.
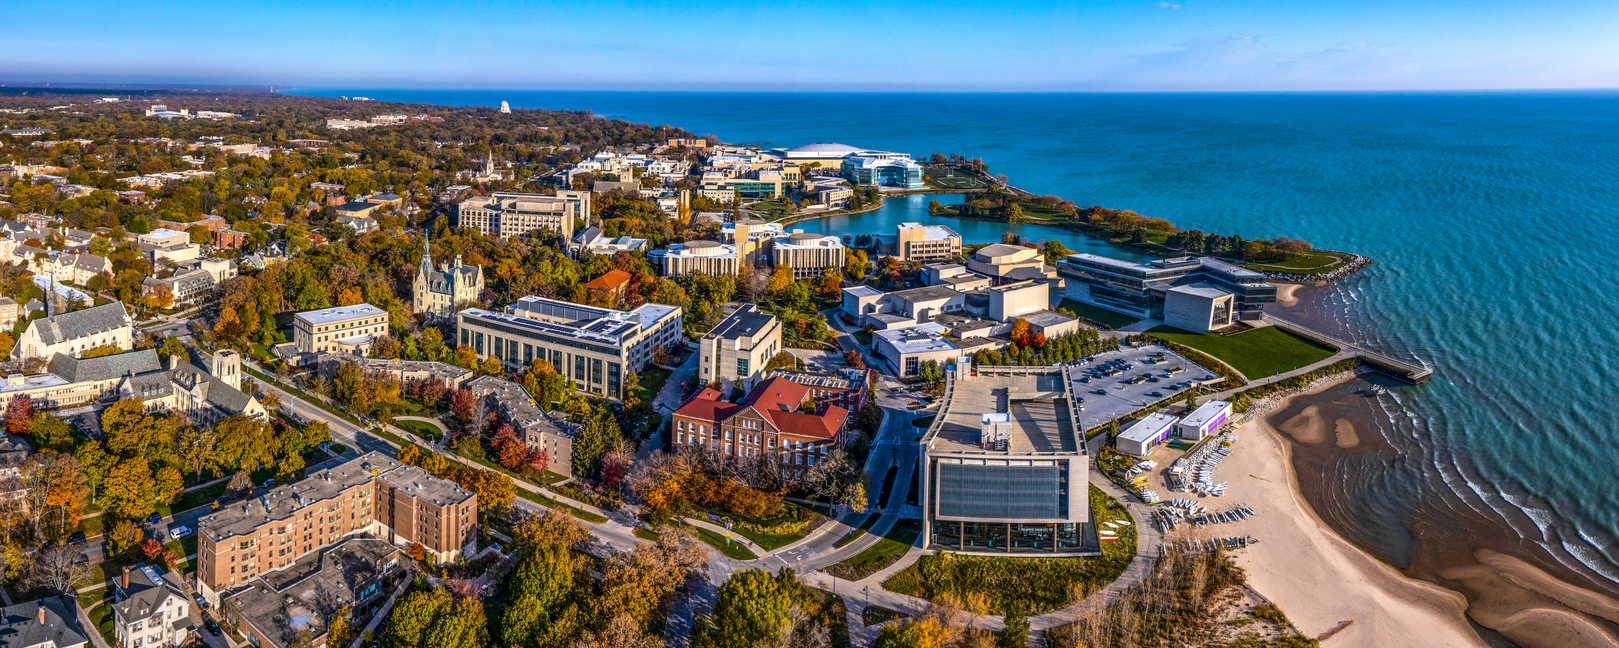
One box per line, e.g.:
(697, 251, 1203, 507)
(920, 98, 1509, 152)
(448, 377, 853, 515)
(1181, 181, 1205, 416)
(4, 0, 1617, 91)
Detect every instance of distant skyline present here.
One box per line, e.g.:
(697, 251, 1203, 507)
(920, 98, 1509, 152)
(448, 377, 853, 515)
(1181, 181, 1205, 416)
(5, 0, 1619, 92)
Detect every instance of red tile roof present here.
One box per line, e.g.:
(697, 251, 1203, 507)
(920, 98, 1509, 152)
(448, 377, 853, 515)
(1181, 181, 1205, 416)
(673, 387, 740, 422)
(583, 269, 631, 290)
(673, 378, 849, 440)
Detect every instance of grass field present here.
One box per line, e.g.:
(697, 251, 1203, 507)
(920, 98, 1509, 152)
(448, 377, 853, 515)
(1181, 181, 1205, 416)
(1058, 299, 1141, 330)
(1240, 250, 1352, 275)
(684, 523, 757, 560)
(826, 519, 921, 581)
(1147, 325, 1336, 380)
(395, 419, 443, 440)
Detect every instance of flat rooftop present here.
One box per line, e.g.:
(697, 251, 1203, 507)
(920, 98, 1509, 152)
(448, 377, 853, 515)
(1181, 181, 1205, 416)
(295, 303, 385, 326)
(924, 369, 1081, 456)
(705, 305, 774, 341)
(875, 322, 956, 354)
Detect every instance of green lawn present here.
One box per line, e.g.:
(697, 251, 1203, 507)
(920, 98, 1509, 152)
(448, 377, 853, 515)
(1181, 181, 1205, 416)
(683, 523, 757, 560)
(851, 330, 873, 346)
(395, 420, 443, 440)
(1147, 325, 1335, 380)
(1240, 250, 1352, 275)
(688, 501, 824, 550)
(634, 366, 672, 403)
(827, 519, 920, 581)
(633, 528, 660, 542)
(86, 596, 117, 647)
(515, 489, 609, 524)
(1058, 299, 1141, 330)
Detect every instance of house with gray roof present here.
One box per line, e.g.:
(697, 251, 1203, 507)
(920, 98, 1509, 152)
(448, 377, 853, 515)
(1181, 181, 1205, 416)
(111, 564, 195, 648)
(15, 301, 134, 361)
(0, 595, 90, 648)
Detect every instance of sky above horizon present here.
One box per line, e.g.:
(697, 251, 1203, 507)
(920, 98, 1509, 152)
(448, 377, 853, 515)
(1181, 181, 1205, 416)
(4, 0, 1618, 92)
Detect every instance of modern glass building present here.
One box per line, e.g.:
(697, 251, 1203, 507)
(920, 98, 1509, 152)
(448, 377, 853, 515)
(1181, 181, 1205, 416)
(841, 153, 926, 189)
(1057, 253, 1277, 321)
(918, 362, 1099, 555)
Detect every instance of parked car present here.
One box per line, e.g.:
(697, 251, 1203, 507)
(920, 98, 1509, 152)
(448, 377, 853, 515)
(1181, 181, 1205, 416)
(195, 596, 210, 610)
(204, 619, 221, 636)
(148, 513, 163, 524)
(170, 526, 193, 539)
(261, 478, 276, 488)
(68, 532, 86, 545)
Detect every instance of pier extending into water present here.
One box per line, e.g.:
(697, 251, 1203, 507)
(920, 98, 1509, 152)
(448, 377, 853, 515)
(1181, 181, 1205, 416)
(1260, 314, 1432, 384)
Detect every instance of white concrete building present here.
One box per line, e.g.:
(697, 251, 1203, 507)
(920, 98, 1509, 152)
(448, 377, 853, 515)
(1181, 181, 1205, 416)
(1163, 284, 1236, 332)
(1117, 412, 1180, 457)
(294, 304, 389, 356)
(771, 231, 845, 280)
(698, 304, 782, 390)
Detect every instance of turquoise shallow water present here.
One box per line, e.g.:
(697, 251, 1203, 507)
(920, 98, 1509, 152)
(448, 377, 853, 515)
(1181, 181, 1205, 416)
(295, 89, 1619, 596)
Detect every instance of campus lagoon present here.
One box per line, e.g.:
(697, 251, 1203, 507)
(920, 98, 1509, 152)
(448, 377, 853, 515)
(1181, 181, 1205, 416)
(787, 193, 1152, 262)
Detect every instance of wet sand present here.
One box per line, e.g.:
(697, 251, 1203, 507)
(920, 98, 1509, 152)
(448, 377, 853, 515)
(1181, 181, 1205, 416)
(1274, 282, 1304, 307)
(1268, 378, 1619, 647)
(1228, 375, 1488, 647)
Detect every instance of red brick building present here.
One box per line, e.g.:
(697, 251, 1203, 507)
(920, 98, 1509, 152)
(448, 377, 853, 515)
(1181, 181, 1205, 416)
(214, 228, 249, 249)
(671, 376, 850, 469)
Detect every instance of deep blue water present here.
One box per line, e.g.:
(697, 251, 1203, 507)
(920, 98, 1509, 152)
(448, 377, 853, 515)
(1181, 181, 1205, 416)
(293, 89, 1619, 594)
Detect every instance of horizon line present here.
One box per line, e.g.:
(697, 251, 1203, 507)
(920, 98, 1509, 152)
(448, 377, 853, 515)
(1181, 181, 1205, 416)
(6, 81, 1619, 96)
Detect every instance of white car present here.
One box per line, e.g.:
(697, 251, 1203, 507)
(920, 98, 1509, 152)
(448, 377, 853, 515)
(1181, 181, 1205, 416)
(170, 526, 193, 539)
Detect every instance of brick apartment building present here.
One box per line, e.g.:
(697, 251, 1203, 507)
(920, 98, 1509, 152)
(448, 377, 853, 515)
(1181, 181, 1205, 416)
(194, 452, 475, 605)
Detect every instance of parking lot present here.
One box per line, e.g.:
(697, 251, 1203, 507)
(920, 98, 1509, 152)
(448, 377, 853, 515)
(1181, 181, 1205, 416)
(1063, 343, 1221, 433)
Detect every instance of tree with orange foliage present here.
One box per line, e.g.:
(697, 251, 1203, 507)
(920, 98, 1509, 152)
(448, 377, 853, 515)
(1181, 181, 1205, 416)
(1009, 319, 1031, 347)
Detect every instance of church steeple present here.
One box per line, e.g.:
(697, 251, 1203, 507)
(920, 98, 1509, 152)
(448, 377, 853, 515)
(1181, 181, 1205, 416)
(419, 229, 434, 275)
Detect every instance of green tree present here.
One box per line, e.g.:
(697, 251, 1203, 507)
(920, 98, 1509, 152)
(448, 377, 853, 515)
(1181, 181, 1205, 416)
(384, 587, 450, 648)
(422, 598, 488, 648)
(156, 337, 190, 364)
(102, 399, 177, 462)
(572, 410, 620, 479)
(510, 543, 576, 608)
(998, 610, 1029, 648)
(27, 413, 75, 453)
(852, 402, 881, 439)
(698, 569, 802, 648)
(73, 443, 113, 504)
(177, 425, 218, 482)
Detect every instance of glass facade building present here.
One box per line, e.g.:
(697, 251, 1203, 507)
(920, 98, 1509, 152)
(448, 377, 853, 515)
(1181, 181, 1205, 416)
(918, 365, 1100, 556)
(1057, 253, 1277, 321)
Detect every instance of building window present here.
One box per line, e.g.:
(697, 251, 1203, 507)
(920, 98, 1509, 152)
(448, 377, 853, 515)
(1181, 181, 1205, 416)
(736, 358, 749, 376)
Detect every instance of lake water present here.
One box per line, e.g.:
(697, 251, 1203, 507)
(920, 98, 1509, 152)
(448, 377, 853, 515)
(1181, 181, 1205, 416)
(291, 88, 1619, 620)
(787, 192, 1151, 262)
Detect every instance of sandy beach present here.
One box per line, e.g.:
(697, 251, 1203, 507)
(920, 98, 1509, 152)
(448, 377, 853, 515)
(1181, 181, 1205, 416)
(1221, 375, 1488, 647)
(1274, 282, 1304, 307)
